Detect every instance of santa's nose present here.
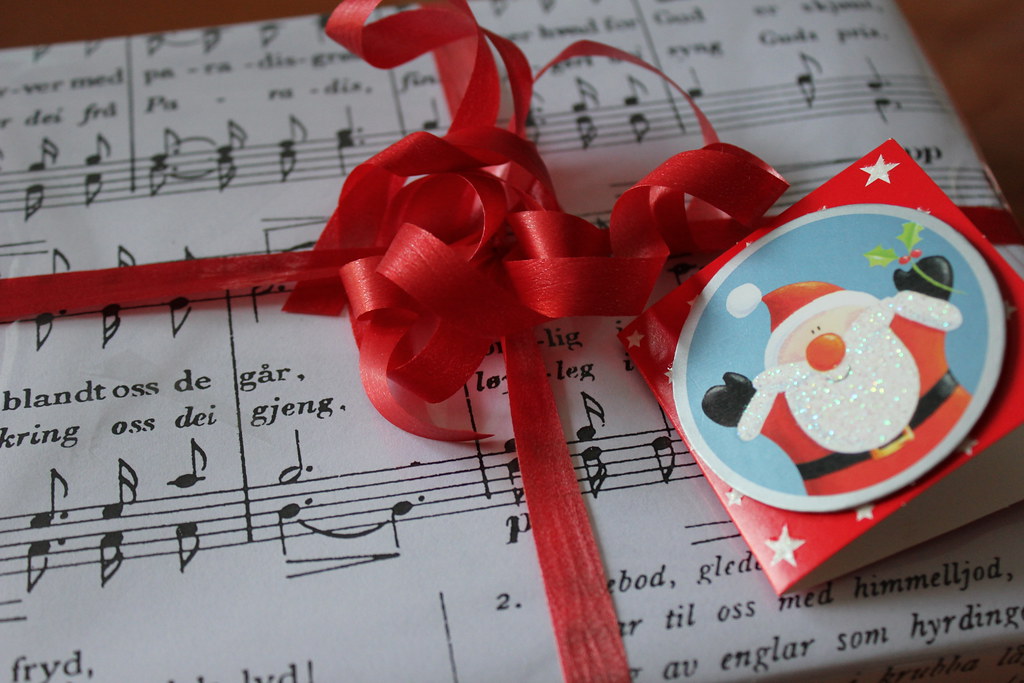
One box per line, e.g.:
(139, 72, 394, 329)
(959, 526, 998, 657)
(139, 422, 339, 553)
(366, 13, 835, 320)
(806, 333, 846, 371)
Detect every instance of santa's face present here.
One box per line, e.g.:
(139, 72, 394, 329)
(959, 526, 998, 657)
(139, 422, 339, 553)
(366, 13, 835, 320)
(778, 305, 920, 453)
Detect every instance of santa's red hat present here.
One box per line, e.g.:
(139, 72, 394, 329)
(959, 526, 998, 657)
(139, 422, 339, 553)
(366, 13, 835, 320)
(726, 281, 878, 366)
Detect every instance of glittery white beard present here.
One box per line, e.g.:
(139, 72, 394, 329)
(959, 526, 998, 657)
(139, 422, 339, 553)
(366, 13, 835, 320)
(784, 329, 920, 454)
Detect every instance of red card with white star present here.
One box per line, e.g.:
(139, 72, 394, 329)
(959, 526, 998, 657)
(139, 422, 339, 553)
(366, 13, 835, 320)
(623, 140, 1024, 593)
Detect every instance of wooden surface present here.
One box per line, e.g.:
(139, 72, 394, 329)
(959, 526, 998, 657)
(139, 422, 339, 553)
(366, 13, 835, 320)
(0, 1, 1020, 222)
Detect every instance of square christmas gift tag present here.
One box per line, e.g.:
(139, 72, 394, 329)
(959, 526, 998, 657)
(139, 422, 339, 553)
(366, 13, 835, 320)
(623, 139, 1024, 593)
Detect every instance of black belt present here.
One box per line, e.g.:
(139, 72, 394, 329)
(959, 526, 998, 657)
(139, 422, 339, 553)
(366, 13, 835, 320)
(796, 372, 960, 481)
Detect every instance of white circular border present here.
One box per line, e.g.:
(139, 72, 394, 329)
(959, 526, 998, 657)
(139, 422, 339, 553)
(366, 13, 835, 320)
(672, 204, 1006, 512)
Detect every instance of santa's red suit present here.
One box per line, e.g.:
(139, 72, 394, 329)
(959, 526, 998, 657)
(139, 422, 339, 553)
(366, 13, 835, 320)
(731, 281, 969, 496)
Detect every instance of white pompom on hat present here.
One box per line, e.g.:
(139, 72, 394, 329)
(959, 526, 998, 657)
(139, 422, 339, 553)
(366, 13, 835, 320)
(726, 283, 762, 318)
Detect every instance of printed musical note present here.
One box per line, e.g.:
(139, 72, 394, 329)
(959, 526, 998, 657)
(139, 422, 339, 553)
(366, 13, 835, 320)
(24, 138, 58, 220)
(650, 436, 676, 483)
(686, 67, 704, 98)
(169, 297, 192, 337)
(29, 469, 70, 529)
(423, 99, 441, 130)
(505, 458, 523, 504)
(621, 75, 652, 142)
(26, 541, 51, 592)
(316, 14, 330, 39)
(575, 115, 597, 149)
(575, 392, 606, 441)
(490, 0, 510, 16)
(525, 108, 543, 143)
(336, 106, 356, 175)
(216, 120, 248, 190)
(279, 430, 313, 484)
(581, 446, 607, 498)
(572, 77, 600, 113)
(32, 45, 50, 62)
(277, 502, 303, 555)
(84, 40, 102, 57)
(175, 522, 200, 572)
(259, 23, 280, 48)
(114, 246, 136, 269)
(101, 303, 121, 348)
(202, 28, 221, 53)
(145, 34, 164, 56)
(34, 313, 55, 351)
(99, 531, 125, 587)
(147, 128, 183, 195)
(570, 77, 600, 148)
(866, 57, 887, 91)
(624, 74, 648, 106)
(51, 249, 70, 274)
(148, 152, 168, 196)
(875, 97, 901, 123)
(629, 113, 650, 143)
(796, 52, 822, 108)
(167, 439, 208, 489)
(216, 149, 235, 190)
(101, 459, 139, 520)
(84, 134, 112, 206)
(278, 116, 308, 181)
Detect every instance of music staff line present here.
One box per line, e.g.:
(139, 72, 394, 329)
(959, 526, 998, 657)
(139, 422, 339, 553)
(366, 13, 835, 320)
(0, 69, 952, 220)
(0, 426, 704, 590)
(0, 424, 694, 534)
(527, 72, 947, 152)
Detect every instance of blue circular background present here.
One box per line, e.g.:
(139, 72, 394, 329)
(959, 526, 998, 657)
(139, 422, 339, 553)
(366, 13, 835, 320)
(683, 209, 993, 497)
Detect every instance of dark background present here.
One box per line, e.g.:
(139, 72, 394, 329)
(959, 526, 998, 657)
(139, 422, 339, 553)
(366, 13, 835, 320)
(1, 1, 1020, 223)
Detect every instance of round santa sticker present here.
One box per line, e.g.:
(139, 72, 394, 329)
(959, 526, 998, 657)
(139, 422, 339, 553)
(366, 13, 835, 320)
(673, 204, 1004, 512)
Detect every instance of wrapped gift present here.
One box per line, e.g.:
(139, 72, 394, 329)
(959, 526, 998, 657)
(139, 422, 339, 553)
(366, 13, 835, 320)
(1, 1, 1021, 682)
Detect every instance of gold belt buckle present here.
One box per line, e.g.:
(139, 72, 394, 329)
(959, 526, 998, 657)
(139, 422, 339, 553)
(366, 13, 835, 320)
(871, 426, 914, 459)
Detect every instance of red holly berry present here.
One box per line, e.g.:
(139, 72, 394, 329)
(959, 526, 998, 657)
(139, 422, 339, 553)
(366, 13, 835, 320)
(911, 249, 922, 258)
(899, 255, 911, 264)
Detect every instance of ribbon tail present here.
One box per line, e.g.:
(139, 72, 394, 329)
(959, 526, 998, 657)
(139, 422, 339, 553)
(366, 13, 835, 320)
(504, 331, 630, 683)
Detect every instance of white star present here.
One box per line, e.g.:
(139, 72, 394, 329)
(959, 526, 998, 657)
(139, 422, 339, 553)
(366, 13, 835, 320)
(626, 330, 645, 348)
(958, 436, 979, 456)
(1005, 300, 1017, 319)
(765, 525, 805, 567)
(855, 505, 874, 521)
(686, 297, 698, 307)
(664, 366, 674, 383)
(860, 155, 899, 186)
(725, 489, 744, 506)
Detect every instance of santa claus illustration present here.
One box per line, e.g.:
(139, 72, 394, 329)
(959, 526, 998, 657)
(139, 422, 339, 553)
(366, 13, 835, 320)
(702, 257, 971, 496)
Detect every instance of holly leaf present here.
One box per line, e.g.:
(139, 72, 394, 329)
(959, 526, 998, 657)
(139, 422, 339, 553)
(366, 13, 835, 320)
(864, 245, 897, 267)
(897, 222, 923, 253)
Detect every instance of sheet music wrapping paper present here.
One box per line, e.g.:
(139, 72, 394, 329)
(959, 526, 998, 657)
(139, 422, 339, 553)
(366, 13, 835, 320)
(1, 1, 1022, 681)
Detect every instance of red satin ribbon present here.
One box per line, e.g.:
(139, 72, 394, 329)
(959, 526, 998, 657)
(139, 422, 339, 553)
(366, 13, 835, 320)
(0, 2, 789, 681)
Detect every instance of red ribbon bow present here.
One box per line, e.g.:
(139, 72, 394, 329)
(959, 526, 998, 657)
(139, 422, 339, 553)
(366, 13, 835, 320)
(276, 3, 787, 681)
(284, 0, 787, 447)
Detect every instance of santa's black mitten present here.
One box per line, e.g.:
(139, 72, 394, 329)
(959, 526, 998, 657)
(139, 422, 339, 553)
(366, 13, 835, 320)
(893, 255, 953, 301)
(702, 372, 755, 428)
